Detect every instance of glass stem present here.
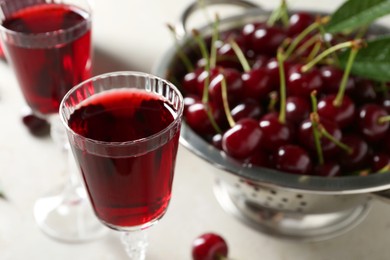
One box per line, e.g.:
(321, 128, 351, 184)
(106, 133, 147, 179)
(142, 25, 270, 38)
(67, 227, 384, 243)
(121, 230, 149, 260)
(49, 115, 84, 198)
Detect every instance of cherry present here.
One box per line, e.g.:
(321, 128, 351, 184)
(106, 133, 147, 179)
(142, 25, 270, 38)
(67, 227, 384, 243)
(285, 96, 311, 125)
(196, 68, 220, 97)
(352, 78, 377, 104)
(264, 57, 291, 87)
(251, 55, 269, 70)
(241, 67, 274, 101)
(241, 22, 264, 44)
(208, 68, 243, 108)
(314, 161, 341, 177)
(246, 148, 270, 168)
(211, 133, 223, 150)
(320, 66, 355, 94)
(372, 152, 390, 172)
(222, 118, 263, 159)
(22, 110, 50, 137)
(298, 117, 342, 158)
(317, 94, 355, 129)
(250, 26, 287, 56)
(182, 68, 203, 96)
(230, 99, 263, 122)
(184, 95, 200, 117)
(358, 104, 389, 143)
(287, 12, 316, 36)
(192, 233, 228, 260)
(287, 64, 323, 97)
(274, 144, 313, 175)
(258, 113, 294, 152)
(216, 41, 243, 70)
(185, 101, 218, 137)
(337, 134, 370, 172)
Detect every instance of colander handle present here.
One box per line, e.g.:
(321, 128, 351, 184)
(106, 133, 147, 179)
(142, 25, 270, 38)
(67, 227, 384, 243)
(175, 0, 261, 39)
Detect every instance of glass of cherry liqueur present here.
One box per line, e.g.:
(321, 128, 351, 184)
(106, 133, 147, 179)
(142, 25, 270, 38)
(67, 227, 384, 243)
(60, 72, 184, 259)
(0, 0, 107, 241)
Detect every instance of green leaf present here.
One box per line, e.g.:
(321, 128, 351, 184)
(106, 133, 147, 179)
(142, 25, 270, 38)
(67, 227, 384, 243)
(338, 36, 390, 82)
(326, 0, 390, 33)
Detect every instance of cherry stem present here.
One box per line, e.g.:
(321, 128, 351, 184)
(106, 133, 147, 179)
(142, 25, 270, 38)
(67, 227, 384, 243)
(220, 73, 236, 128)
(310, 115, 324, 165)
(277, 48, 287, 124)
(318, 125, 353, 154)
(268, 91, 279, 112)
(192, 29, 210, 104)
(333, 45, 360, 107)
(378, 115, 390, 124)
(229, 38, 251, 72)
(284, 16, 329, 59)
(192, 29, 222, 134)
(310, 92, 324, 165)
(307, 40, 322, 61)
(167, 24, 194, 72)
(295, 33, 319, 56)
(301, 40, 355, 73)
(317, 20, 340, 66)
(209, 14, 220, 70)
(267, 0, 289, 27)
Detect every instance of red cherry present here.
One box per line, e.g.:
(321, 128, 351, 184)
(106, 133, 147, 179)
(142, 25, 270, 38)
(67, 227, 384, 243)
(317, 94, 355, 129)
(352, 78, 377, 104)
(358, 104, 389, 143)
(208, 68, 243, 108)
(337, 134, 370, 172)
(287, 64, 323, 97)
(258, 113, 294, 152)
(241, 67, 275, 101)
(182, 68, 203, 96)
(222, 118, 263, 159)
(231, 99, 263, 122)
(251, 26, 286, 56)
(285, 96, 311, 125)
(320, 66, 355, 94)
(192, 233, 228, 260)
(22, 110, 50, 137)
(274, 144, 312, 175)
(185, 101, 217, 137)
(372, 152, 390, 172)
(287, 12, 316, 36)
(314, 161, 341, 177)
(298, 118, 342, 158)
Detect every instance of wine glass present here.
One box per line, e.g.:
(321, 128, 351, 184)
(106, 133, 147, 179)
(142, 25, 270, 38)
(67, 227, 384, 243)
(59, 71, 184, 259)
(0, 0, 107, 242)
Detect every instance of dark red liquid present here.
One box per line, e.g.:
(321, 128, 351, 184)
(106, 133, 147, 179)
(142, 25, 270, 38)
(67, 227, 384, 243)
(2, 4, 91, 115)
(68, 89, 180, 228)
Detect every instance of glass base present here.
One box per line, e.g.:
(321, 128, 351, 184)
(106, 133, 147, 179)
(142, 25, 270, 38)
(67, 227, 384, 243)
(34, 185, 108, 243)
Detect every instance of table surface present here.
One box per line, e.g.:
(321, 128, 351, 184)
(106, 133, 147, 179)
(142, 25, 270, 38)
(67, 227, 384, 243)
(1, 0, 390, 259)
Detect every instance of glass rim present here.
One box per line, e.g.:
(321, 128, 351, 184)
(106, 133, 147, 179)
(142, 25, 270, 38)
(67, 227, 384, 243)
(59, 71, 184, 148)
(0, 1, 92, 39)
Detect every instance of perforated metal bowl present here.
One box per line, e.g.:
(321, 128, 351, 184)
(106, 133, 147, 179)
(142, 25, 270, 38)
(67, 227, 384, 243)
(153, 0, 390, 241)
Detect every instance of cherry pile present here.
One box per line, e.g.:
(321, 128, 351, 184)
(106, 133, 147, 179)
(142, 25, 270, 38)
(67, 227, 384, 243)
(173, 11, 390, 177)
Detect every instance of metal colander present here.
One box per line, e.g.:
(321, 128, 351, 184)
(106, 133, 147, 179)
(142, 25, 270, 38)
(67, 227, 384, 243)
(153, 0, 390, 241)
